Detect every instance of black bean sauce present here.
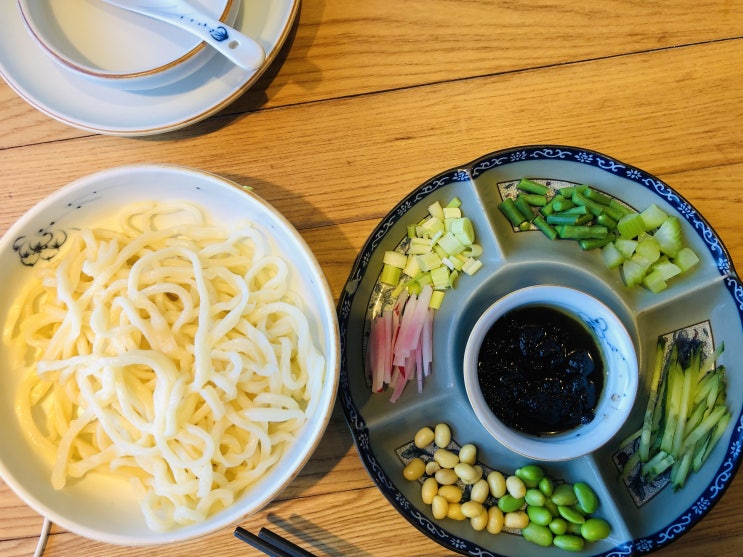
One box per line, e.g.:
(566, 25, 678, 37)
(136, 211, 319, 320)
(477, 305, 604, 436)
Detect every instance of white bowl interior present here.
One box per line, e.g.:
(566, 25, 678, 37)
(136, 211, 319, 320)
(0, 164, 339, 545)
(17, 0, 235, 88)
(463, 285, 638, 460)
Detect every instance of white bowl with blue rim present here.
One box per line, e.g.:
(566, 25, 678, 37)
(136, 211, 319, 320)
(17, 0, 238, 90)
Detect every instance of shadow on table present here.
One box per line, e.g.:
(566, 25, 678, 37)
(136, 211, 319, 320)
(268, 512, 374, 557)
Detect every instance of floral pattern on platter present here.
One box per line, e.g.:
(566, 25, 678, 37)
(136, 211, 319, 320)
(337, 145, 743, 557)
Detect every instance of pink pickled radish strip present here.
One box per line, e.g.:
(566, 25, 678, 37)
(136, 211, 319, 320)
(422, 308, 433, 376)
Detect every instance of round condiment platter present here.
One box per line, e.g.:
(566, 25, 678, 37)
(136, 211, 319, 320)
(338, 145, 743, 556)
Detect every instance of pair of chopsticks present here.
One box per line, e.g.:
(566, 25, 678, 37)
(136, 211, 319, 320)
(234, 526, 318, 557)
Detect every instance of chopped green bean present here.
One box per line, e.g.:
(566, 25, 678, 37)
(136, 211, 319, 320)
(517, 178, 550, 195)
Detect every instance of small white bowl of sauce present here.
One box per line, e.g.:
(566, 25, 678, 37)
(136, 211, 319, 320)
(463, 285, 638, 460)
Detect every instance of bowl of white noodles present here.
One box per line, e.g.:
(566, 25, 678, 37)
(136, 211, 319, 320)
(0, 164, 340, 545)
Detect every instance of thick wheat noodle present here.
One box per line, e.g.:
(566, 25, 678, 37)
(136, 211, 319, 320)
(10, 202, 325, 531)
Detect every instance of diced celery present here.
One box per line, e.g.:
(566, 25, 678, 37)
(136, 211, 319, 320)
(674, 247, 700, 272)
(383, 250, 407, 268)
(654, 216, 683, 257)
(631, 253, 654, 271)
(621, 259, 646, 287)
(635, 236, 661, 264)
(642, 269, 668, 293)
(651, 260, 682, 280)
(428, 201, 445, 220)
(614, 238, 638, 259)
(640, 204, 669, 231)
(617, 212, 646, 239)
(601, 242, 625, 269)
(417, 252, 442, 272)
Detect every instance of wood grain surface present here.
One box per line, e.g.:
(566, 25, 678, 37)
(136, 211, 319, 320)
(1, 0, 742, 555)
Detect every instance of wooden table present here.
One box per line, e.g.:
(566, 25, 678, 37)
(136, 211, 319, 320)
(2, 1, 743, 555)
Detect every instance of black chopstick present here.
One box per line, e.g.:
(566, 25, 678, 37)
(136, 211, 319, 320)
(234, 526, 318, 557)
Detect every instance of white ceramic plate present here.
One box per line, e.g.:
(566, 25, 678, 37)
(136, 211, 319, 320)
(0, 164, 340, 544)
(0, 0, 298, 135)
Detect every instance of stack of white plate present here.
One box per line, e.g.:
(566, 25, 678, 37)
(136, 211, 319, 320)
(1, 0, 299, 135)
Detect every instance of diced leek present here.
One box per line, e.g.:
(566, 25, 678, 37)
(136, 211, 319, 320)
(463, 244, 483, 258)
(403, 254, 420, 277)
(406, 224, 417, 239)
(383, 250, 407, 268)
(380, 264, 401, 285)
(420, 216, 445, 238)
(430, 266, 450, 289)
(445, 197, 462, 209)
(437, 232, 466, 255)
(601, 242, 625, 269)
(428, 201, 444, 220)
(443, 207, 462, 219)
(433, 244, 448, 259)
(415, 272, 433, 286)
(429, 289, 446, 309)
(407, 242, 432, 255)
(451, 217, 475, 245)
(462, 258, 483, 276)
(443, 255, 464, 271)
(641, 204, 669, 231)
(417, 252, 443, 272)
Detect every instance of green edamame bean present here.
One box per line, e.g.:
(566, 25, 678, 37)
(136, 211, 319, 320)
(538, 476, 554, 498)
(522, 523, 553, 547)
(580, 517, 612, 542)
(553, 533, 586, 552)
(526, 505, 553, 526)
(515, 464, 545, 487)
(558, 505, 586, 525)
(551, 483, 578, 506)
(574, 482, 599, 514)
(566, 521, 583, 535)
(497, 494, 525, 513)
(543, 498, 559, 517)
(524, 488, 546, 507)
(549, 517, 568, 535)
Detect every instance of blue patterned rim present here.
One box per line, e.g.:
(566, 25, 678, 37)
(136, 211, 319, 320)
(337, 145, 743, 556)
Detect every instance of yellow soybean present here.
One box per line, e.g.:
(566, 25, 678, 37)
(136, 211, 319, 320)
(434, 423, 452, 447)
(438, 484, 463, 503)
(421, 477, 439, 505)
(403, 458, 425, 481)
(434, 468, 459, 485)
(458, 443, 477, 464)
(487, 470, 507, 498)
(487, 506, 505, 534)
(433, 448, 459, 469)
(431, 495, 449, 519)
(414, 426, 435, 448)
